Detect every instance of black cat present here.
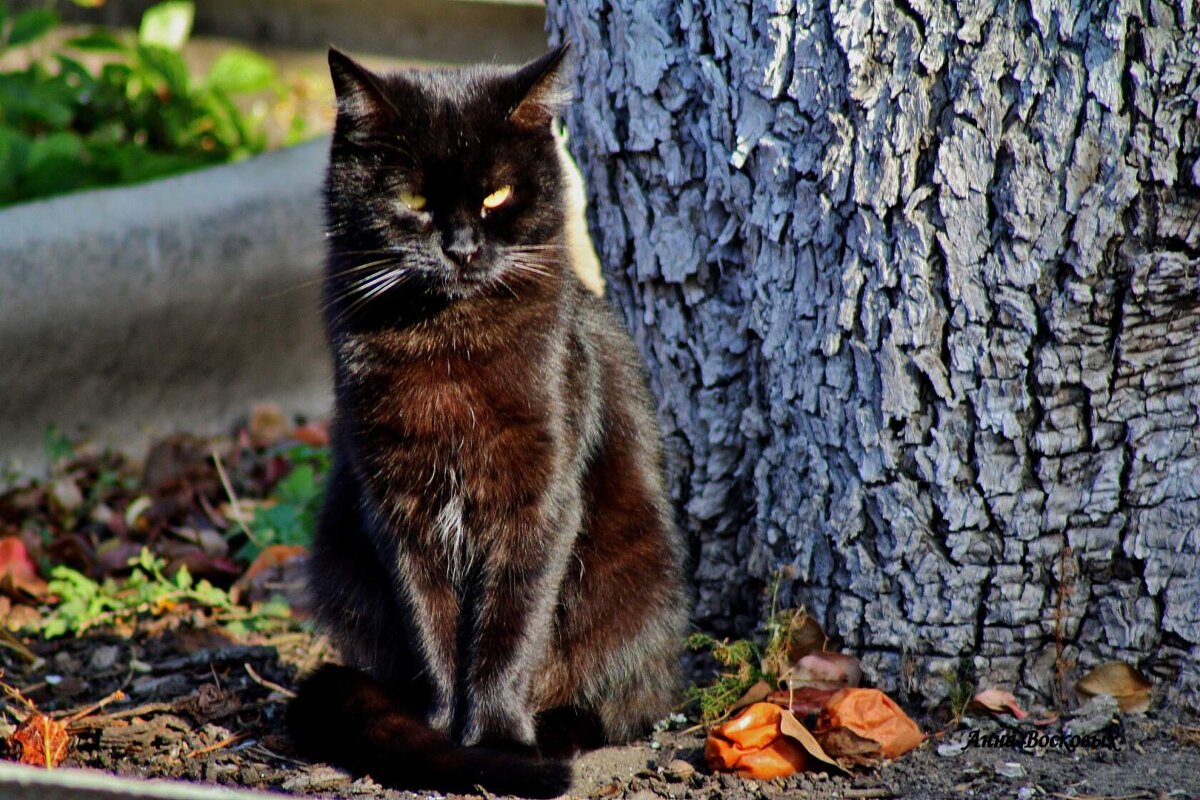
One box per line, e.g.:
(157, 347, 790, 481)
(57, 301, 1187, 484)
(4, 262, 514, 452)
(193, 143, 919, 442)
(286, 46, 688, 797)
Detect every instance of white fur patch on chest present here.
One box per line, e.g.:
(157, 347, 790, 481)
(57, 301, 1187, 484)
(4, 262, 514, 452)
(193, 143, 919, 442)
(434, 492, 470, 582)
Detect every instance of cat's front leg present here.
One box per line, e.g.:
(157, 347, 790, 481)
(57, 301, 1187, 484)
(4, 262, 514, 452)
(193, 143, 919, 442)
(395, 546, 460, 733)
(457, 501, 578, 749)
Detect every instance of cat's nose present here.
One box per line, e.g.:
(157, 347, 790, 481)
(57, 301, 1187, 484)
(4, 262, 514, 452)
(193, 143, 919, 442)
(444, 238, 479, 268)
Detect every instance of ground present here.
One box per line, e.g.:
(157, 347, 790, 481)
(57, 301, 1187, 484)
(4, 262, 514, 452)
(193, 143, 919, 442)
(1, 622, 1197, 800)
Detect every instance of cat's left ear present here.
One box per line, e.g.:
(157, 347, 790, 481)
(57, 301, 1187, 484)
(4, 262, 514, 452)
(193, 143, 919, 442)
(508, 43, 572, 130)
(329, 47, 397, 126)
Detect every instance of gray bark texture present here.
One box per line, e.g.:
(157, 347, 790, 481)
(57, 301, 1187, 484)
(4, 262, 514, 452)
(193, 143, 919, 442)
(544, 0, 1200, 706)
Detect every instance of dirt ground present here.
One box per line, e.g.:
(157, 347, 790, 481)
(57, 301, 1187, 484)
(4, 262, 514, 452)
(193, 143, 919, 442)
(2, 622, 1197, 800)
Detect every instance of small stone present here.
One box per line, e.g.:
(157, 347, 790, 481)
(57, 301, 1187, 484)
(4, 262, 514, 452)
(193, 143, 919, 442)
(52, 650, 80, 673)
(995, 761, 1026, 779)
(1017, 787, 1035, 800)
(937, 737, 968, 757)
(48, 478, 84, 514)
(663, 758, 696, 781)
(89, 644, 121, 672)
(1065, 694, 1120, 737)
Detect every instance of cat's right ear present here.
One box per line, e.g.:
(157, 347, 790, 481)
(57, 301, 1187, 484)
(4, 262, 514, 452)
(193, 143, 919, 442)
(328, 47, 396, 126)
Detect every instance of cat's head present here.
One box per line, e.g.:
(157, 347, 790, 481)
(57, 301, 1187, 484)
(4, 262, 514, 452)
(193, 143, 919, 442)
(324, 46, 572, 309)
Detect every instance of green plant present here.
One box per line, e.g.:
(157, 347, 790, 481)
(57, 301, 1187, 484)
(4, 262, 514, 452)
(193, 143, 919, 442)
(0, 0, 306, 205)
(32, 547, 289, 638)
(685, 569, 822, 726)
(686, 632, 765, 727)
(233, 444, 329, 562)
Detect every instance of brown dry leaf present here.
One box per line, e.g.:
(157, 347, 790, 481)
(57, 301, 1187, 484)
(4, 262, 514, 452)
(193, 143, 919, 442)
(970, 688, 1028, 720)
(778, 707, 847, 773)
(1076, 662, 1152, 714)
(11, 713, 70, 768)
(815, 725, 883, 767)
(0, 536, 47, 599)
(767, 686, 840, 717)
(249, 404, 288, 448)
(818, 688, 924, 758)
(291, 421, 330, 447)
(230, 544, 308, 606)
(728, 680, 771, 715)
(781, 652, 862, 691)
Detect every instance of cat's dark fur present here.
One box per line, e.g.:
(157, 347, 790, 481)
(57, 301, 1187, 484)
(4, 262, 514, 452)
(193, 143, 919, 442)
(286, 46, 688, 797)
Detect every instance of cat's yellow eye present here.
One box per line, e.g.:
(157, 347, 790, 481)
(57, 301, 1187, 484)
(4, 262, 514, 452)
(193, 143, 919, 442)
(399, 190, 426, 212)
(482, 185, 513, 211)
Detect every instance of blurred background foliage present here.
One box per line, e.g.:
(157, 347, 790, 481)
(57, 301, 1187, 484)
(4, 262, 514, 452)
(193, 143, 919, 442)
(0, 0, 321, 206)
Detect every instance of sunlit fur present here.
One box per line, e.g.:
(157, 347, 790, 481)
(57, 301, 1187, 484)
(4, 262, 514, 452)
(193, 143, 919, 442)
(288, 47, 688, 799)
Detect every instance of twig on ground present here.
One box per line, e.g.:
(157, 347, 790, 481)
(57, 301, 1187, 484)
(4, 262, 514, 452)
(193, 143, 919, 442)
(62, 688, 127, 726)
(211, 450, 262, 548)
(66, 702, 175, 731)
(0, 628, 42, 666)
(1050, 792, 1154, 800)
(244, 663, 296, 699)
(184, 731, 251, 760)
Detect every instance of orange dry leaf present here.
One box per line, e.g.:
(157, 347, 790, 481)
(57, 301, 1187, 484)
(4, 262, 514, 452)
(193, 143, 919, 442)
(0, 537, 47, 599)
(240, 544, 308, 583)
(971, 688, 1028, 720)
(290, 421, 330, 447)
(1076, 662, 1152, 714)
(11, 713, 70, 768)
(818, 688, 924, 758)
(706, 703, 808, 779)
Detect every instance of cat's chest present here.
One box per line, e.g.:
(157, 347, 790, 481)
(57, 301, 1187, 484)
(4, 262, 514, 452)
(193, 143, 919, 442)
(337, 333, 560, 508)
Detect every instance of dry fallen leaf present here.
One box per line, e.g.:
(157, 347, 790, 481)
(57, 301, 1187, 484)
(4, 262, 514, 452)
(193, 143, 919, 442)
(818, 688, 924, 758)
(230, 544, 308, 605)
(249, 403, 288, 448)
(0, 537, 47, 599)
(781, 651, 862, 690)
(705, 701, 846, 780)
(706, 702, 808, 779)
(768, 686, 840, 717)
(815, 725, 883, 767)
(778, 706, 846, 773)
(11, 713, 70, 768)
(290, 421, 330, 447)
(1076, 661, 1152, 714)
(970, 688, 1028, 720)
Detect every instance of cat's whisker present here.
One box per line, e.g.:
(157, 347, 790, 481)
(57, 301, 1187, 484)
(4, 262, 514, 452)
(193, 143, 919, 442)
(324, 268, 411, 324)
(335, 268, 418, 324)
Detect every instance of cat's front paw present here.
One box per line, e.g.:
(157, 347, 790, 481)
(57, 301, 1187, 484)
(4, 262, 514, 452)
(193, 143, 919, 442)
(426, 701, 453, 734)
(459, 704, 536, 750)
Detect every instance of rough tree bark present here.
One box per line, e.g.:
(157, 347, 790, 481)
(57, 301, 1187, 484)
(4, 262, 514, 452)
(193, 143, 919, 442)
(545, 0, 1200, 705)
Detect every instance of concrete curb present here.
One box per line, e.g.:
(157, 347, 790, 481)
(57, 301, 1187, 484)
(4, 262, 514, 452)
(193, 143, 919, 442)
(43, 0, 549, 64)
(0, 762, 290, 799)
(0, 138, 334, 470)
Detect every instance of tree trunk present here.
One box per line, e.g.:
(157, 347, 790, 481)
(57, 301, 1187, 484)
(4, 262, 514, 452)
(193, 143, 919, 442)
(545, 0, 1200, 705)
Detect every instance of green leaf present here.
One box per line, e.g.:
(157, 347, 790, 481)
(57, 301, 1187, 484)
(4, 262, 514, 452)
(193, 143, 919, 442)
(22, 131, 87, 199)
(43, 423, 74, 464)
(136, 43, 190, 96)
(0, 127, 32, 205)
(205, 48, 275, 94)
(0, 71, 75, 128)
(70, 0, 106, 7)
(66, 31, 127, 52)
(138, 1, 193, 50)
(7, 9, 57, 47)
